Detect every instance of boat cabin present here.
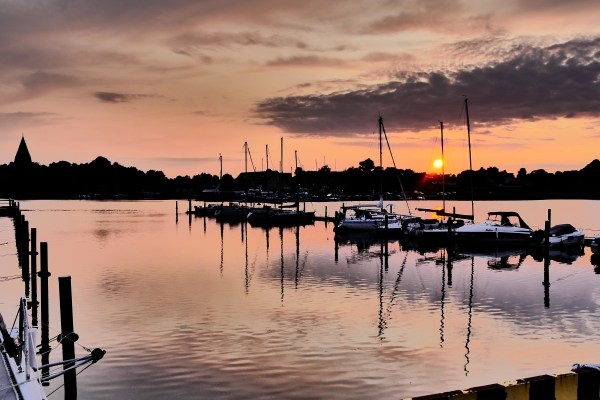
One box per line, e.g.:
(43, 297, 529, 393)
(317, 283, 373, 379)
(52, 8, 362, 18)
(484, 212, 531, 229)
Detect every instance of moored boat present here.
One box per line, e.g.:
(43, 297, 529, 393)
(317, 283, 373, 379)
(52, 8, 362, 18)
(543, 224, 585, 246)
(454, 211, 533, 245)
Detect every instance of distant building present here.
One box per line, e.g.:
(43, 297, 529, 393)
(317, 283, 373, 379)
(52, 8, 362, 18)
(14, 136, 32, 166)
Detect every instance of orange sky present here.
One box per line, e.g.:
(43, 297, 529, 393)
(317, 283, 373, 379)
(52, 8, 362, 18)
(1, 1, 600, 178)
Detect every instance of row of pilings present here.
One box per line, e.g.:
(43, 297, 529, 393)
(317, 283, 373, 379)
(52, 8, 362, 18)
(12, 207, 78, 399)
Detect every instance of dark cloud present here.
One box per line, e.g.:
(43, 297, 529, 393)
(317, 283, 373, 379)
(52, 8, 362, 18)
(255, 38, 600, 136)
(94, 92, 160, 103)
(266, 55, 346, 67)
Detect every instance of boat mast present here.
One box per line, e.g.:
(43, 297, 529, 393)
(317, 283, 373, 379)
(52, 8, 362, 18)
(266, 145, 269, 171)
(379, 116, 383, 200)
(464, 97, 474, 219)
(219, 153, 223, 180)
(295, 150, 298, 173)
(244, 142, 248, 174)
(280, 137, 283, 173)
(440, 121, 445, 214)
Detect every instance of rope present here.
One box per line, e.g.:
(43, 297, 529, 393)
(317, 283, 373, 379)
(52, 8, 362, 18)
(0, 275, 20, 283)
(46, 362, 93, 397)
(0, 253, 17, 257)
(27, 312, 93, 353)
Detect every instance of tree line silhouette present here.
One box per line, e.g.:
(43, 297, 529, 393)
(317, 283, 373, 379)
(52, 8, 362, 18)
(0, 155, 599, 199)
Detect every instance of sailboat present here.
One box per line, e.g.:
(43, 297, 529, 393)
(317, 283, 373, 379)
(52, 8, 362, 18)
(335, 116, 406, 233)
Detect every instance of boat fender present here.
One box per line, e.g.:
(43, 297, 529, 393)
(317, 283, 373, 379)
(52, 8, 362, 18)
(57, 332, 79, 343)
(91, 348, 106, 363)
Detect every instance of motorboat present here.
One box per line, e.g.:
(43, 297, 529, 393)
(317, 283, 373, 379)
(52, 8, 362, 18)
(543, 224, 585, 246)
(454, 211, 533, 245)
(247, 205, 314, 226)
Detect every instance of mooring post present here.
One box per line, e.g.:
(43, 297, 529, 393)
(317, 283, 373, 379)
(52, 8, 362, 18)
(325, 206, 328, 220)
(385, 214, 389, 236)
(547, 208, 551, 228)
(176, 201, 178, 214)
(544, 220, 550, 308)
(30, 228, 38, 326)
(59, 276, 77, 399)
(188, 199, 192, 213)
(38, 242, 51, 385)
(22, 220, 30, 288)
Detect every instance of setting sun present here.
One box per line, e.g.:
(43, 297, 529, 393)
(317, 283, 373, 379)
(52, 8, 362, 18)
(433, 159, 443, 169)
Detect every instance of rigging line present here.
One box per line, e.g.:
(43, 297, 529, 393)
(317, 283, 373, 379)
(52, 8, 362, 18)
(381, 122, 411, 215)
(0, 275, 21, 283)
(0, 253, 17, 257)
(46, 361, 94, 398)
(26, 312, 92, 352)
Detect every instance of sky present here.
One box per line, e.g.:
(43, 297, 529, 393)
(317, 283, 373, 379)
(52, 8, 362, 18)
(1, 0, 600, 178)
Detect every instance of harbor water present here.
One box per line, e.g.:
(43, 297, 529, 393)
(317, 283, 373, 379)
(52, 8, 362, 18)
(1, 199, 599, 399)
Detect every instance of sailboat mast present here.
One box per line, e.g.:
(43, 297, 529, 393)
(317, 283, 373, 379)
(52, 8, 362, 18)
(295, 150, 298, 172)
(379, 116, 383, 199)
(440, 121, 445, 213)
(266, 145, 269, 171)
(244, 142, 248, 174)
(464, 97, 474, 219)
(219, 153, 223, 180)
(280, 137, 283, 173)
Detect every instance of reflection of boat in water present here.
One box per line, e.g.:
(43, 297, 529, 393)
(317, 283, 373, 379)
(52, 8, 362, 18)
(458, 247, 527, 270)
(543, 224, 585, 246)
(592, 254, 600, 273)
(548, 246, 584, 264)
(455, 212, 533, 245)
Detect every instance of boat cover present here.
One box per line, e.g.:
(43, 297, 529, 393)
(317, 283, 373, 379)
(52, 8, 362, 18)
(549, 224, 577, 236)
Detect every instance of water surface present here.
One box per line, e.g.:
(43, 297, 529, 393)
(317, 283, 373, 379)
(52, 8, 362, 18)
(0, 199, 599, 399)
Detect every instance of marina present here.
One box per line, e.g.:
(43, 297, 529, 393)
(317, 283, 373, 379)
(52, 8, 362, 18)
(0, 199, 599, 399)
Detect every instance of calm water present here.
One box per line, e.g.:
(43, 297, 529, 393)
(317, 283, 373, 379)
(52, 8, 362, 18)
(1, 199, 599, 399)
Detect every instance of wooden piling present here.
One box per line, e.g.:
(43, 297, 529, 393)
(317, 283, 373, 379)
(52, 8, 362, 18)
(59, 276, 77, 399)
(325, 206, 327, 219)
(188, 199, 192, 213)
(38, 242, 51, 385)
(544, 220, 550, 308)
(22, 220, 29, 284)
(30, 228, 38, 326)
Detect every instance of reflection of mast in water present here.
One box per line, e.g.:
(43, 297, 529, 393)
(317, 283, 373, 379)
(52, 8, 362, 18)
(245, 222, 249, 294)
(440, 249, 446, 348)
(220, 220, 224, 277)
(377, 247, 385, 338)
(464, 256, 474, 375)
(241, 218, 244, 243)
(295, 226, 300, 289)
(379, 252, 408, 338)
(447, 246, 454, 287)
(280, 227, 284, 302)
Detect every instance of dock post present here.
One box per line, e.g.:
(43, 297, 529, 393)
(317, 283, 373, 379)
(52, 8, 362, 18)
(385, 214, 389, 236)
(188, 199, 192, 213)
(176, 201, 178, 214)
(38, 242, 51, 385)
(30, 228, 38, 326)
(59, 276, 78, 399)
(548, 208, 551, 227)
(303, 202, 305, 212)
(325, 206, 327, 220)
(544, 220, 550, 308)
(22, 220, 30, 292)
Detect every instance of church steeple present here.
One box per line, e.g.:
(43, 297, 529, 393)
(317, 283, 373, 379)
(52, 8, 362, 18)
(14, 135, 32, 166)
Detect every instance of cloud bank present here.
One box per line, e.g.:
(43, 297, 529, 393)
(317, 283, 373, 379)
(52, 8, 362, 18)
(255, 38, 600, 136)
